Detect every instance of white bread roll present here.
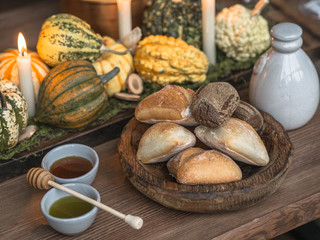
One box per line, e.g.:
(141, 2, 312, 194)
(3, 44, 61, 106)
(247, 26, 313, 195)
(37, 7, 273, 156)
(195, 118, 269, 166)
(137, 122, 196, 164)
(167, 147, 242, 184)
(135, 85, 198, 126)
(167, 147, 205, 178)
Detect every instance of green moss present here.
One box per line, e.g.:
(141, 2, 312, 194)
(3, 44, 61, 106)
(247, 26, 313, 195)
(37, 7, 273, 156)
(0, 50, 259, 161)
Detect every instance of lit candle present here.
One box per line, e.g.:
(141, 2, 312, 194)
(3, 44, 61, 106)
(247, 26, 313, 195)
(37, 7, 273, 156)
(17, 32, 36, 117)
(117, 0, 132, 41)
(202, 0, 216, 65)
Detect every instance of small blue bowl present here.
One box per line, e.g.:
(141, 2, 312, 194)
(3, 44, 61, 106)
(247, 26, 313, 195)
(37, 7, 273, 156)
(41, 143, 99, 185)
(41, 183, 100, 236)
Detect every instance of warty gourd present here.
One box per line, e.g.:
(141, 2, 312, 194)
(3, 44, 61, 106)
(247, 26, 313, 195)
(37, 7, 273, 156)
(0, 79, 28, 151)
(215, 3, 270, 61)
(134, 35, 209, 85)
(142, 0, 202, 49)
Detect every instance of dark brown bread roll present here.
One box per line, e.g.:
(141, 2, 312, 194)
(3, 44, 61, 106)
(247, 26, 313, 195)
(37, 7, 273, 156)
(191, 82, 240, 128)
(232, 100, 264, 132)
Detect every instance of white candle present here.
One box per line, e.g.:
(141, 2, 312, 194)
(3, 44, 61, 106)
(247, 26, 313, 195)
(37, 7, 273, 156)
(202, 0, 216, 65)
(17, 33, 36, 117)
(117, 0, 132, 41)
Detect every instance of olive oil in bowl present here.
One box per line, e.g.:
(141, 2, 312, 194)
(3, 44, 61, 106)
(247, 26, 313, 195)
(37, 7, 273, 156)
(49, 196, 93, 219)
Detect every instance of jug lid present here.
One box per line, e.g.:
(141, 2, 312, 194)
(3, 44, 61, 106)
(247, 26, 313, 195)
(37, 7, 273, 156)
(271, 22, 302, 41)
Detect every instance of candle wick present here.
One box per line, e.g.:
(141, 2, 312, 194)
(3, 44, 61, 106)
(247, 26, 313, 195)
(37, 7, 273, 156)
(22, 49, 28, 57)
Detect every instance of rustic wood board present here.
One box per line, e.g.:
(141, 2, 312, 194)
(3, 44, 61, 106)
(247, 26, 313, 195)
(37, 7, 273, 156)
(118, 112, 294, 213)
(0, 110, 134, 183)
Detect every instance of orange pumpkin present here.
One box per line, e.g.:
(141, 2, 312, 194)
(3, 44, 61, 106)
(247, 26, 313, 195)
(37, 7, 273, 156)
(0, 49, 50, 102)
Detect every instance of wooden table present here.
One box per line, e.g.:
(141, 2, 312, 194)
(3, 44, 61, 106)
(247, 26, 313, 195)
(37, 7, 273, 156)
(0, 0, 320, 239)
(0, 95, 319, 239)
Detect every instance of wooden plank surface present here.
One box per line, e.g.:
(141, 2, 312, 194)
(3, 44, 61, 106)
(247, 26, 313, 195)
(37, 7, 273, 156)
(270, 0, 320, 50)
(0, 101, 319, 240)
(0, 0, 59, 51)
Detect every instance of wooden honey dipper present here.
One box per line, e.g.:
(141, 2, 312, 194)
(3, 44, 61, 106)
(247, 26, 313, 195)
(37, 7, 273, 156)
(27, 167, 143, 230)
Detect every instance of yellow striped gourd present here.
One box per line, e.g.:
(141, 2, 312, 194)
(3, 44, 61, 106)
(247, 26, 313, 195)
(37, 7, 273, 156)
(37, 14, 102, 67)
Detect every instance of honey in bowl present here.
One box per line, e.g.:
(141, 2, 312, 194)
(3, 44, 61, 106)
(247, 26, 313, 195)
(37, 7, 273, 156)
(49, 196, 93, 218)
(50, 156, 93, 179)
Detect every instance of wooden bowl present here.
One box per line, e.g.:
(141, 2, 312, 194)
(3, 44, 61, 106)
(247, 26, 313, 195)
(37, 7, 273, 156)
(118, 112, 294, 213)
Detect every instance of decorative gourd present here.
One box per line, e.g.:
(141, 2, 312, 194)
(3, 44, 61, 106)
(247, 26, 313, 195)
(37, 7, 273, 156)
(0, 49, 50, 103)
(34, 60, 119, 129)
(134, 35, 209, 85)
(142, 0, 202, 49)
(215, 3, 270, 62)
(0, 79, 28, 151)
(93, 37, 134, 97)
(37, 13, 103, 67)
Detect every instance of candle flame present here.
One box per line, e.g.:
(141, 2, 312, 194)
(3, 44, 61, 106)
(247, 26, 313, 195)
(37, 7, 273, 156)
(18, 32, 28, 56)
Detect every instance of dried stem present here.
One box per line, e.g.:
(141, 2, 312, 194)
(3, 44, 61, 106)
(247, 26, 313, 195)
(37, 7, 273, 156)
(251, 0, 269, 16)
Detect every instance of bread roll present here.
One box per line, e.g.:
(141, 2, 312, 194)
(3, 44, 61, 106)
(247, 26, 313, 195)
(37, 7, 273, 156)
(137, 122, 196, 164)
(195, 118, 269, 166)
(135, 85, 198, 126)
(167, 147, 205, 178)
(190, 82, 240, 128)
(232, 100, 264, 132)
(167, 147, 242, 184)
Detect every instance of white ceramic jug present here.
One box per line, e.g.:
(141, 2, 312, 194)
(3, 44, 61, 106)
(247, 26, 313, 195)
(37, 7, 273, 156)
(249, 22, 320, 130)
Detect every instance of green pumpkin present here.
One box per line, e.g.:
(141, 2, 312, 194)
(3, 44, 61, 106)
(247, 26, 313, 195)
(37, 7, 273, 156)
(142, 0, 202, 49)
(34, 60, 119, 129)
(0, 79, 28, 151)
(37, 13, 103, 67)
